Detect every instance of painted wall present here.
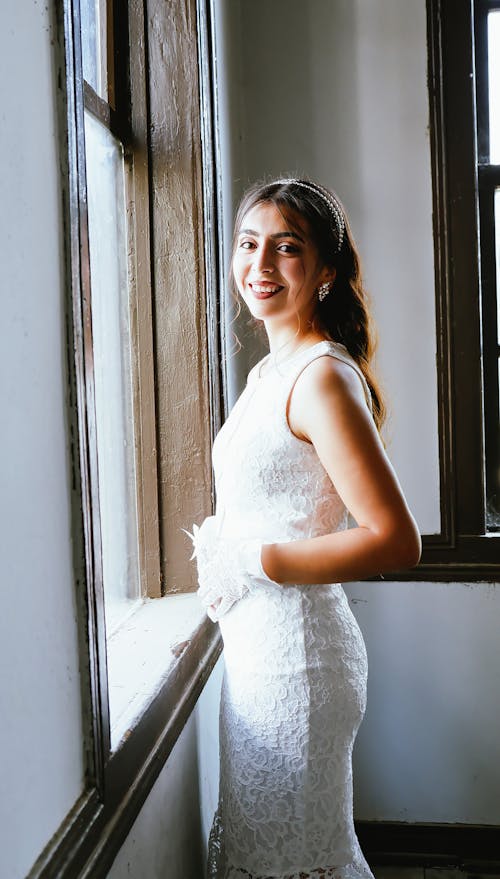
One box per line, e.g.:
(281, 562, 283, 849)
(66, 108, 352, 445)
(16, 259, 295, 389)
(345, 579, 500, 823)
(213, 0, 500, 825)
(0, 4, 85, 878)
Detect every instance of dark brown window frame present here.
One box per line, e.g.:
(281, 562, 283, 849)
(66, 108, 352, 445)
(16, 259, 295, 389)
(475, 0, 500, 534)
(30, 1, 222, 876)
(390, 0, 499, 582)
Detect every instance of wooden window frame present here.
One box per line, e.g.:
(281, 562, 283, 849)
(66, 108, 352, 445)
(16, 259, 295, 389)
(390, 0, 500, 582)
(475, 0, 500, 534)
(81, 0, 161, 603)
(30, 1, 222, 876)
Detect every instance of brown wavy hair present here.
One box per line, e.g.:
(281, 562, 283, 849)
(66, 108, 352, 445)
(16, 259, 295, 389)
(230, 178, 386, 432)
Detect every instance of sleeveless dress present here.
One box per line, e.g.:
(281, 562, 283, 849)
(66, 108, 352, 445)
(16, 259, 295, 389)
(208, 340, 375, 879)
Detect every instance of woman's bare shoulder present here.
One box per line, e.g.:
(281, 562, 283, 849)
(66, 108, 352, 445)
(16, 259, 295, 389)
(293, 352, 367, 406)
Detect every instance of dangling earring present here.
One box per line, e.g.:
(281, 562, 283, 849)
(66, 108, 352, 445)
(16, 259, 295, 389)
(317, 282, 331, 302)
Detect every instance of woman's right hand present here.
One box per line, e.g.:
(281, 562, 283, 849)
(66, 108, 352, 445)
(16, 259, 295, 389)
(185, 517, 274, 621)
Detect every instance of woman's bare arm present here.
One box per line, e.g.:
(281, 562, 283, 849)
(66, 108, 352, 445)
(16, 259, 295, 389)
(261, 356, 421, 585)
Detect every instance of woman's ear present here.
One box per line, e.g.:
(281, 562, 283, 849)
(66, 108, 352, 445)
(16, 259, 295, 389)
(321, 266, 337, 285)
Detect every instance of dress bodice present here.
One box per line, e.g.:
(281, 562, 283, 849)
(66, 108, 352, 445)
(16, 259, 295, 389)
(212, 340, 372, 544)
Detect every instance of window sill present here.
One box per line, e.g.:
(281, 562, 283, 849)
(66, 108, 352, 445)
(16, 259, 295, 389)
(107, 592, 207, 750)
(33, 598, 221, 878)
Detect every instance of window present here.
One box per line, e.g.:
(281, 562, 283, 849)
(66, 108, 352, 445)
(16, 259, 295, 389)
(407, 0, 500, 579)
(81, 0, 152, 633)
(475, 0, 500, 532)
(44, 0, 222, 874)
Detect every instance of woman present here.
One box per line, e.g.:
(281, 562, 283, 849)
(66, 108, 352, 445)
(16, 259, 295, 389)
(189, 178, 421, 879)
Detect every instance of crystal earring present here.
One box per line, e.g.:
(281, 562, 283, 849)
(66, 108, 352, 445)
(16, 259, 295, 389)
(317, 282, 331, 302)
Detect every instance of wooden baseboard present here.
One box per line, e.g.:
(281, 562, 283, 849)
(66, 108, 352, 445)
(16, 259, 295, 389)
(355, 820, 500, 871)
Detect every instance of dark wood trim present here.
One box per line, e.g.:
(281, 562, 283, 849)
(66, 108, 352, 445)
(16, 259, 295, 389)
(425, 0, 455, 550)
(82, 0, 131, 143)
(111, 0, 130, 128)
(197, 0, 227, 463)
(205, 0, 230, 421)
(74, 0, 113, 768)
(83, 80, 111, 126)
(475, 1, 490, 164)
(379, 533, 499, 582)
(63, 0, 111, 791)
(407, 0, 500, 579)
(439, 0, 484, 538)
(478, 180, 500, 532)
(478, 162, 500, 183)
(356, 820, 500, 870)
(475, 1, 500, 533)
(28, 791, 103, 879)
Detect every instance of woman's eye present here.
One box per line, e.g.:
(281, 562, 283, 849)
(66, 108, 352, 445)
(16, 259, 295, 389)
(278, 243, 299, 254)
(239, 239, 255, 250)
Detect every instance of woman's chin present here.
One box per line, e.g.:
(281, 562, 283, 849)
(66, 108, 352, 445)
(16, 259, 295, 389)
(243, 296, 281, 319)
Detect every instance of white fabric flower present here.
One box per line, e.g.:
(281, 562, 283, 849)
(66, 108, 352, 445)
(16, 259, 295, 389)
(184, 516, 275, 621)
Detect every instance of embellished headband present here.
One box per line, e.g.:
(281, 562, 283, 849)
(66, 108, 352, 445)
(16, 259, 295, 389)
(273, 178, 345, 254)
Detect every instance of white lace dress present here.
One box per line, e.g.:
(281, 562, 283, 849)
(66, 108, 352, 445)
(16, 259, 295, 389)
(208, 340, 374, 879)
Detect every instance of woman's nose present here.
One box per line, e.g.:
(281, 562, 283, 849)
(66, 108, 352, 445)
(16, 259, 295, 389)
(254, 243, 274, 272)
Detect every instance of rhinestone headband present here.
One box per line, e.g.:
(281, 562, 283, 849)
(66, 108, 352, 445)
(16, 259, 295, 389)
(273, 178, 345, 253)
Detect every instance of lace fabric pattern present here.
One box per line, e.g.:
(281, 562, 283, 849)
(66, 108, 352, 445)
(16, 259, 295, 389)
(208, 342, 375, 879)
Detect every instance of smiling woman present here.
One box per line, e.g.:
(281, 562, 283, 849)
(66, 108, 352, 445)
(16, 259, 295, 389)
(233, 202, 335, 330)
(189, 178, 421, 879)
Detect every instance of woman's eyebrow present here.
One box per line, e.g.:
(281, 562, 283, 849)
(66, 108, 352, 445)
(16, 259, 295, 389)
(238, 228, 305, 243)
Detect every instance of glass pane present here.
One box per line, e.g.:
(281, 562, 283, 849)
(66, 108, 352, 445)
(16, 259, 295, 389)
(496, 189, 500, 345)
(84, 110, 140, 632)
(488, 11, 500, 163)
(80, 0, 107, 99)
(486, 188, 500, 531)
(485, 351, 500, 531)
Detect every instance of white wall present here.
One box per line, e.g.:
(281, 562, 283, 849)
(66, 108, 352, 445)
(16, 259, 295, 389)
(345, 579, 500, 823)
(0, 5, 85, 877)
(213, 0, 500, 825)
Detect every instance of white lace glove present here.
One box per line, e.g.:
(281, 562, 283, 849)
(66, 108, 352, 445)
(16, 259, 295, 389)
(185, 516, 275, 621)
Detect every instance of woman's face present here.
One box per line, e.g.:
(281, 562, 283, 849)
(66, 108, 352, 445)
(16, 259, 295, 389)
(232, 201, 334, 330)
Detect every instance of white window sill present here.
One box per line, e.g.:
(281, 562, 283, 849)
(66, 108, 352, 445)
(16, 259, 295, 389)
(106, 592, 207, 751)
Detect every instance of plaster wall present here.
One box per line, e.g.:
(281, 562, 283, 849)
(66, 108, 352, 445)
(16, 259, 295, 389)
(0, 4, 84, 877)
(213, 0, 500, 824)
(345, 579, 500, 823)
